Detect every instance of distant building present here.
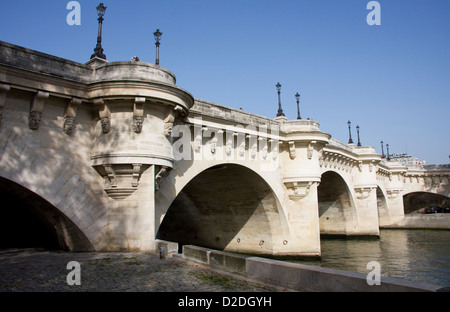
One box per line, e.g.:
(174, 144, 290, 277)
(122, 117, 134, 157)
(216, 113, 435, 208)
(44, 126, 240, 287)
(388, 153, 427, 167)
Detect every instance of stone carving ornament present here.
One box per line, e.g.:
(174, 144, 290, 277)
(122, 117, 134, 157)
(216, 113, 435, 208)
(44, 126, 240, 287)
(288, 142, 296, 160)
(133, 97, 145, 133)
(210, 137, 218, 154)
(63, 97, 81, 135)
(29, 111, 42, 130)
(238, 141, 245, 157)
(262, 145, 268, 160)
(97, 100, 111, 134)
(164, 105, 185, 137)
(29, 91, 48, 130)
(63, 117, 75, 135)
(101, 117, 111, 134)
(133, 116, 144, 133)
(194, 135, 202, 153)
(225, 140, 232, 156)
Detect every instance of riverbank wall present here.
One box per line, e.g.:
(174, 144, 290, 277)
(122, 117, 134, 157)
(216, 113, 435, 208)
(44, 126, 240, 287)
(382, 213, 450, 230)
(182, 245, 447, 292)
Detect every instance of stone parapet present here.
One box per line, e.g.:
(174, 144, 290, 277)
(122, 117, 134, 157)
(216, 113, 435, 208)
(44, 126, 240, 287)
(191, 99, 279, 128)
(0, 41, 91, 84)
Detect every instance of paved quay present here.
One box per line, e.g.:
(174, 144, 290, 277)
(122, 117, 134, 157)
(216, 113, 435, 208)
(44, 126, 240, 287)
(0, 248, 284, 292)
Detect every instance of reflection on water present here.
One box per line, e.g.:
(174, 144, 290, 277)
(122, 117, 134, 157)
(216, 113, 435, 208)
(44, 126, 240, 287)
(292, 229, 450, 287)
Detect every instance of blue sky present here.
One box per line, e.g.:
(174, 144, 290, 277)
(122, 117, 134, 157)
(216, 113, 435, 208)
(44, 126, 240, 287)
(1, 0, 449, 164)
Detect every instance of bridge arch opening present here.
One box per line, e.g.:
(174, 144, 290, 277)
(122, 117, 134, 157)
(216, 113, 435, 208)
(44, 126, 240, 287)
(318, 171, 355, 236)
(156, 164, 284, 255)
(403, 191, 450, 214)
(0, 177, 93, 251)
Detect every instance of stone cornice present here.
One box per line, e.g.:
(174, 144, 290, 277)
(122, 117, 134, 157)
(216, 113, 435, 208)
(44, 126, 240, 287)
(87, 80, 194, 112)
(0, 63, 88, 100)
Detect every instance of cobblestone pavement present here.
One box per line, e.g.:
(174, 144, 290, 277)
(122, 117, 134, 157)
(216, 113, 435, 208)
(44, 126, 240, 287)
(0, 248, 282, 292)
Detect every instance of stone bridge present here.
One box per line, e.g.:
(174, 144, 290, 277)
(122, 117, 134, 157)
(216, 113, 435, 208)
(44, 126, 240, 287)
(0, 41, 449, 257)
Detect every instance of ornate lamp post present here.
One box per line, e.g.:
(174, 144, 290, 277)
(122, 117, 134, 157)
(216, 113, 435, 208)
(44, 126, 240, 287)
(386, 143, 390, 160)
(154, 29, 162, 65)
(91, 3, 107, 60)
(295, 92, 301, 120)
(276, 82, 285, 117)
(347, 120, 354, 144)
(356, 125, 361, 146)
(381, 140, 385, 158)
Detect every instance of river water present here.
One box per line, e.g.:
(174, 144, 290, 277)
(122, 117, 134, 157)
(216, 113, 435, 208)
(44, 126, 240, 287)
(292, 229, 450, 287)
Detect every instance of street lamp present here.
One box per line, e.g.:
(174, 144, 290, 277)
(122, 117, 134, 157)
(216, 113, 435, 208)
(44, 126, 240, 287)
(295, 92, 301, 120)
(154, 29, 162, 65)
(380, 141, 385, 158)
(276, 82, 285, 117)
(347, 120, 354, 144)
(91, 3, 107, 60)
(356, 125, 361, 146)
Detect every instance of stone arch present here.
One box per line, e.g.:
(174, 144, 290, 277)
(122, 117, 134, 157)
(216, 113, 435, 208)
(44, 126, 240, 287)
(403, 191, 450, 214)
(156, 163, 289, 256)
(317, 170, 357, 236)
(155, 155, 289, 229)
(0, 176, 94, 251)
(0, 123, 109, 251)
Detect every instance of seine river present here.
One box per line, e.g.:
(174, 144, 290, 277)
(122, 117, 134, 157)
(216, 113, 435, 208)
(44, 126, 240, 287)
(292, 229, 450, 287)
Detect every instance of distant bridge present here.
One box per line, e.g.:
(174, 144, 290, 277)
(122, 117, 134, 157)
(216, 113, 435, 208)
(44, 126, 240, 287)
(0, 41, 448, 257)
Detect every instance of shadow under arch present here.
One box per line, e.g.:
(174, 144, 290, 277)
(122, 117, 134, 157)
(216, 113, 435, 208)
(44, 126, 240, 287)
(0, 176, 94, 251)
(156, 164, 285, 255)
(376, 186, 390, 225)
(318, 171, 356, 236)
(403, 191, 450, 214)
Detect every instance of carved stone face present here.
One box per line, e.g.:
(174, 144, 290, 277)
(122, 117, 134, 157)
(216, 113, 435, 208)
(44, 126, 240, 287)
(29, 111, 41, 130)
(164, 122, 173, 137)
(194, 136, 202, 152)
(101, 117, 111, 134)
(133, 116, 144, 133)
(63, 117, 75, 135)
(239, 142, 245, 157)
(210, 138, 217, 154)
(225, 141, 232, 155)
(251, 146, 257, 159)
(289, 149, 296, 159)
(272, 146, 278, 160)
(262, 145, 268, 159)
